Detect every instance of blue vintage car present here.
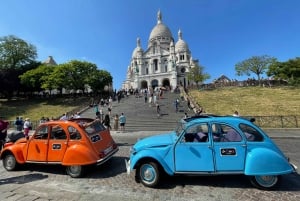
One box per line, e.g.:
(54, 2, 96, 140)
(126, 115, 297, 190)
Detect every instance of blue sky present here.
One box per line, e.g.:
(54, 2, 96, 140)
(1, 0, 299, 89)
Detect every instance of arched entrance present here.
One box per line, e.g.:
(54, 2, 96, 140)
(141, 80, 148, 89)
(151, 79, 158, 89)
(162, 78, 170, 88)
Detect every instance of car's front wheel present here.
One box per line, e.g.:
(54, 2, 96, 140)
(250, 175, 281, 190)
(66, 165, 84, 178)
(3, 153, 18, 171)
(137, 161, 160, 187)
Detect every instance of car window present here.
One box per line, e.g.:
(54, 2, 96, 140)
(68, 126, 81, 140)
(34, 125, 48, 140)
(183, 123, 209, 143)
(84, 121, 106, 136)
(239, 123, 264, 142)
(50, 125, 67, 140)
(212, 123, 242, 142)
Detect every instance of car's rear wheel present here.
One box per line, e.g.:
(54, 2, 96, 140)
(3, 153, 18, 171)
(66, 165, 84, 178)
(137, 161, 160, 187)
(250, 175, 281, 190)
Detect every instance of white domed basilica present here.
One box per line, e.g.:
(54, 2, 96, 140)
(123, 10, 199, 91)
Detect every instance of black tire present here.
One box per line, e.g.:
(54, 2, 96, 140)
(137, 161, 160, 188)
(3, 153, 18, 171)
(66, 165, 84, 178)
(250, 175, 281, 190)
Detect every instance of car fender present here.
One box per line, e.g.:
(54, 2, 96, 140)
(0, 144, 26, 164)
(245, 147, 294, 175)
(131, 149, 174, 175)
(62, 144, 98, 166)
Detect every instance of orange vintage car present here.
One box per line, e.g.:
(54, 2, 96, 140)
(0, 118, 118, 177)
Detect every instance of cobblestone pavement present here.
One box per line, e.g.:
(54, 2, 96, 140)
(1, 137, 300, 201)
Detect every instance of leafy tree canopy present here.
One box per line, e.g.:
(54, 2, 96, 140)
(19, 64, 55, 91)
(235, 55, 276, 82)
(187, 63, 210, 86)
(88, 69, 113, 93)
(0, 35, 37, 69)
(267, 57, 300, 85)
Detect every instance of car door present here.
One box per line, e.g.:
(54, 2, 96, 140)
(47, 124, 68, 162)
(174, 123, 214, 172)
(26, 125, 49, 162)
(212, 123, 246, 172)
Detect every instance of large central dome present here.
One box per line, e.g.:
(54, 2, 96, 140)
(149, 10, 173, 42)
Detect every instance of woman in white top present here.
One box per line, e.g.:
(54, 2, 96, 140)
(23, 118, 31, 139)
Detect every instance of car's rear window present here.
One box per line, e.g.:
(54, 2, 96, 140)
(239, 123, 264, 142)
(84, 121, 106, 136)
(70, 118, 107, 136)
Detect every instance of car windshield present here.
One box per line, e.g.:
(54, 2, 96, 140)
(175, 120, 186, 136)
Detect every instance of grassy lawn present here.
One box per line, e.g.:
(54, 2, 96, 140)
(0, 97, 91, 121)
(188, 86, 300, 116)
(1, 86, 299, 123)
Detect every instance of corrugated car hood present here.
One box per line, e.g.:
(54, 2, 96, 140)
(133, 132, 175, 151)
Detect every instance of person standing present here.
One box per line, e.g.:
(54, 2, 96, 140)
(0, 116, 9, 150)
(187, 98, 191, 111)
(156, 103, 161, 117)
(60, 113, 68, 120)
(0, 116, 9, 140)
(144, 89, 148, 103)
(23, 118, 32, 139)
(108, 96, 113, 108)
(14, 116, 23, 131)
(113, 114, 119, 131)
(148, 93, 153, 106)
(108, 105, 112, 115)
(233, 111, 239, 117)
(102, 114, 111, 130)
(174, 98, 179, 112)
(94, 104, 99, 116)
(119, 113, 126, 132)
(73, 112, 81, 119)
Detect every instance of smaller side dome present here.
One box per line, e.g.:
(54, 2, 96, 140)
(132, 37, 144, 58)
(175, 29, 189, 52)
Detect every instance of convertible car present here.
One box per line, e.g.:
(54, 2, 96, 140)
(126, 115, 297, 190)
(0, 118, 118, 177)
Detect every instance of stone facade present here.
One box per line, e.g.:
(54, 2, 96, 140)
(123, 10, 199, 91)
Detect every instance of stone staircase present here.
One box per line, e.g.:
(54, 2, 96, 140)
(82, 91, 195, 132)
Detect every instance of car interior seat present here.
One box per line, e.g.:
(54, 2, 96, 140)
(224, 129, 242, 142)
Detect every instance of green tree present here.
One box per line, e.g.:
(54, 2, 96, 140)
(66, 60, 98, 92)
(46, 63, 72, 94)
(187, 63, 210, 87)
(0, 35, 37, 69)
(19, 64, 55, 93)
(88, 69, 113, 95)
(0, 35, 38, 97)
(267, 57, 300, 85)
(46, 60, 102, 95)
(235, 55, 276, 85)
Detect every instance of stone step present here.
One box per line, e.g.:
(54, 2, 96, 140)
(82, 90, 194, 132)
